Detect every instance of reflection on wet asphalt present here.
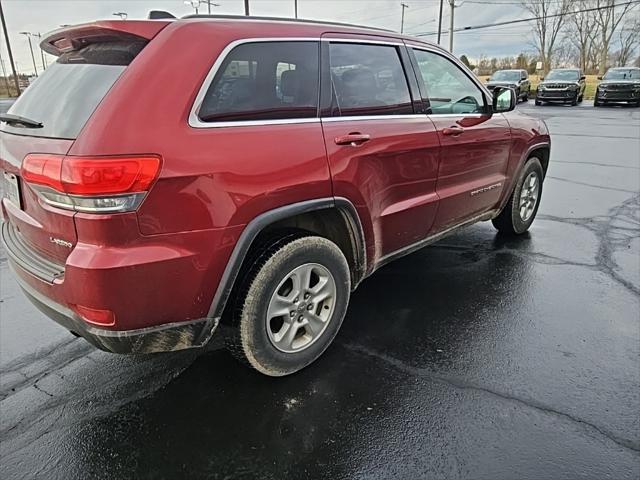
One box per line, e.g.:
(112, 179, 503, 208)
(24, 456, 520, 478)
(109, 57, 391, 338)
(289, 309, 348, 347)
(1, 102, 639, 479)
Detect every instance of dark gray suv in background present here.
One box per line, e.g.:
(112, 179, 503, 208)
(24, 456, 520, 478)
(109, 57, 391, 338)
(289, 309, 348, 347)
(535, 68, 586, 106)
(594, 67, 640, 107)
(486, 69, 530, 102)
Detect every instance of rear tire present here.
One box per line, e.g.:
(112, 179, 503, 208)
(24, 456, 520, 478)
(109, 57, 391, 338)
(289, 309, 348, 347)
(226, 235, 350, 376)
(492, 157, 544, 236)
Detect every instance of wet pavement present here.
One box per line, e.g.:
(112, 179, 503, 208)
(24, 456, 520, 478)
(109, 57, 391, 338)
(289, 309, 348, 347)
(1, 101, 639, 479)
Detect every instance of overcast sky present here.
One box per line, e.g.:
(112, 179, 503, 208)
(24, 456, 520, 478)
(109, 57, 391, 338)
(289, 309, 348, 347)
(2, 0, 533, 76)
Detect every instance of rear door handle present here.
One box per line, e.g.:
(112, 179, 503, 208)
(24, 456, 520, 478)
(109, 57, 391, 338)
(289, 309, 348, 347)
(334, 133, 371, 146)
(442, 126, 465, 136)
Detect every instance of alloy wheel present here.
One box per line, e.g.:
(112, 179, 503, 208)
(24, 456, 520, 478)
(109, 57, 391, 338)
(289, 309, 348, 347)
(266, 263, 337, 353)
(519, 172, 540, 222)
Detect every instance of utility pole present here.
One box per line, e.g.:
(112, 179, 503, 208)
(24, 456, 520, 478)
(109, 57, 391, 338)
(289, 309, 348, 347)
(400, 3, 409, 34)
(0, 0, 21, 95)
(20, 31, 38, 77)
(294, 0, 298, 19)
(448, 0, 461, 53)
(244, 0, 250, 16)
(437, 0, 444, 44)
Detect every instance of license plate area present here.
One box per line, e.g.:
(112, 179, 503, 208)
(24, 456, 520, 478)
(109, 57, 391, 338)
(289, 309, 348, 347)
(2, 171, 22, 209)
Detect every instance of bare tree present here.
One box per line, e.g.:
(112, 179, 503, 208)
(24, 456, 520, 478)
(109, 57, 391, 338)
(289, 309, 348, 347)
(615, 13, 640, 66)
(568, 0, 601, 72)
(521, 0, 572, 74)
(594, 0, 636, 73)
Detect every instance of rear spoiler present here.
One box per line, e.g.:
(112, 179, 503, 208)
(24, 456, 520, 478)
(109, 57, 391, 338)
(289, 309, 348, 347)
(40, 20, 171, 56)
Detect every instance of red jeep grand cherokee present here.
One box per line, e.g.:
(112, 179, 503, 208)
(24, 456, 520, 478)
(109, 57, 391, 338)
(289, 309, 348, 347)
(1, 15, 550, 376)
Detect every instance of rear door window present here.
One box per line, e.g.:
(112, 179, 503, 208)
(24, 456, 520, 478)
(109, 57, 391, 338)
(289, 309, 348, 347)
(1, 41, 144, 139)
(198, 41, 320, 123)
(328, 42, 413, 117)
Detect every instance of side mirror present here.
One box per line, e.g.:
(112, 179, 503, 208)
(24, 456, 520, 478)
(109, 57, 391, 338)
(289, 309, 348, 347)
(539, 76, 544, 81)
(597, 75, 603, 80)
(492, 87, 516, 113)
(580, 75, 586, 81)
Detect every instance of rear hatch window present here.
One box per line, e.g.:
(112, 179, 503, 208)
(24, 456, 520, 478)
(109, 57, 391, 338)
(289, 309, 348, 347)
(1, 41, 144, 139)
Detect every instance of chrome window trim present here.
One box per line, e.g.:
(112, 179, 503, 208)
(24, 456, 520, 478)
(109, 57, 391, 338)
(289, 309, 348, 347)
(188, 37, 321, 129)
(188, 36, 447, 128)
(322, 114, 427, 122)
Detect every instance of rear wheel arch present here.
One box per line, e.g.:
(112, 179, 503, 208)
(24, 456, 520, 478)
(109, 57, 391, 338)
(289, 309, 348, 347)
(208, 198, 366, 323)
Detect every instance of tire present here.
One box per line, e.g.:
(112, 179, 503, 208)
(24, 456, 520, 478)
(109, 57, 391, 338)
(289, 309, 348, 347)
(492, 157, 544, 236)
(226, 235, 350, 376)
(535, 99, 542, 106)
(523, 93, 529, 102)
(571, 94, 578, 106)
(594, 97, 601, 107)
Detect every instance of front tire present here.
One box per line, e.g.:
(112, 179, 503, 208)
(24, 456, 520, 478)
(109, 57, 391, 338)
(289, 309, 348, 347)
(492, 157, 544, 235)
(535, 99, 542, 106)
(227, 235, 350, 376)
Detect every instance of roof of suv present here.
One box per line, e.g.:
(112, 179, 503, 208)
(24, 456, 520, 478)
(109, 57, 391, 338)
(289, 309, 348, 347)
(175, 14, 435, 46)
(41, 15, 440, 58)
(182, 14, 394, 32)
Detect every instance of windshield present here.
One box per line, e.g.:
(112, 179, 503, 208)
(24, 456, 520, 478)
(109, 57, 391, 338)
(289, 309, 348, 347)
(490, 71, 520, 81)
(603, 69, 640, 80)
(1, 41, 143, 139)
(546, 70, 580, 81)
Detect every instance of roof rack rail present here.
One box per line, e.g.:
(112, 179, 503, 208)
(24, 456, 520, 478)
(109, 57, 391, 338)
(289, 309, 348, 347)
(180, 14, 395, 33)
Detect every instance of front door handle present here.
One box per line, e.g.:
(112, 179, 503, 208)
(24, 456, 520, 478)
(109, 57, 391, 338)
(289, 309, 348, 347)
(442, 126, 465, 136)
(335, 133, 371, 146)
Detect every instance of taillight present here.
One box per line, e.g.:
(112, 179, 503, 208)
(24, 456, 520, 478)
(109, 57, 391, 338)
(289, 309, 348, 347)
(21, 154, 161, 213)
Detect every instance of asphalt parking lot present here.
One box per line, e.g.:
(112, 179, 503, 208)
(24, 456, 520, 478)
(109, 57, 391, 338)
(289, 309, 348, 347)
(1, 100, 639, 479)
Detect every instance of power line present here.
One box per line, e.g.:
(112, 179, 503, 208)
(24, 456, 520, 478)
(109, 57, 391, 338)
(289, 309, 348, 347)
(415, 0, 640, 36)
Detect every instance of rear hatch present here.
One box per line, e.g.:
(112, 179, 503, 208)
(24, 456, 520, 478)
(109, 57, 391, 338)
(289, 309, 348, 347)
(0, 21, 168, 267)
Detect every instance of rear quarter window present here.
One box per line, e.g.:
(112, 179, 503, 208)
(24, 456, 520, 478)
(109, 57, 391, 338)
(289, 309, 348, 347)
(1, 41, 144, 139)
(197, 41, 320, 123)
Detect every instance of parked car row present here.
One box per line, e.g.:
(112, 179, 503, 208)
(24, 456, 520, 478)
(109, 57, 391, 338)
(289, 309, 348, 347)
(485, 67, 640, 107)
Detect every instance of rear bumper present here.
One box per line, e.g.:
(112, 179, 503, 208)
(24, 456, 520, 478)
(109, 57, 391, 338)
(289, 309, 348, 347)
(7, 259, 217, 354)
(1, 212, 238, 353)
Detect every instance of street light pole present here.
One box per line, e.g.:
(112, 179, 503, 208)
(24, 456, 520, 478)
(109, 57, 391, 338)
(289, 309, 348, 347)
(20, 32, 38, 77)
(35, 33, 46, 70)
(400, 2, 409, 34)
(244, 0, 250, 16)
(437, 0, 444, 45)
(0, 0, 21, 95)
(294, 0, 298, 19)
(0, 51, 11, 95)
